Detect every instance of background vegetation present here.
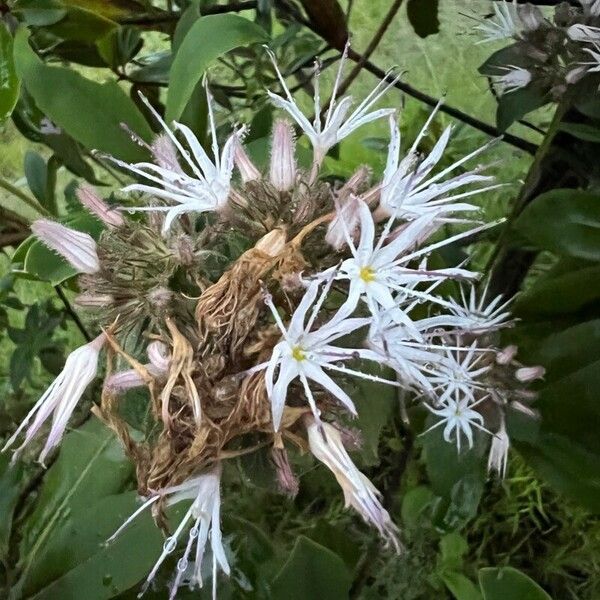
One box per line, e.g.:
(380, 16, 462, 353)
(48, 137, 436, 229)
(0, 0, 599, 598)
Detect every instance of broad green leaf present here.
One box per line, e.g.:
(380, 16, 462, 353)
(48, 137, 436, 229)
(45, 6, 117, 43)
(478, 567, 552, 600)
(439, 532, 468, 571)
(0, 24, 20, 121)
(0, 454, 24, 558)
(514, 263, 600, 316)
(62, 0, 146, 20)
(22, 492, 165, 600)
(16, 419, 134, 597)
(511, 189, 600, 261)
(496, 86, 549, 132)
(442, 571, 482, 600)
(271, 536, 351, 600)
(559, 122, 600, 142)
(401, 485, 437, 528)
(14, 28, 152, 161)
(165, 14, 268, 122)
(517, 433, 600, 513)
(407, 0, 440, 38)
(11, 0, 67, 26)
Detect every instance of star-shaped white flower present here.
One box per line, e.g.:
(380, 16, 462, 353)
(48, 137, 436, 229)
(423, 392, 489, 451)
(106, 86, 243, 234)
(492, 65, 532, 95)
(332, 200, 479, 324)
(474, 0, 520, 44)
(265, 44, 399, 167)
(264, 278, 398, 431)
(377, 109, 499, 221)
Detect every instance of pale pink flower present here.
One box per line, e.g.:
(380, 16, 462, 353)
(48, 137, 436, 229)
(76, 183, 124, 228)
(3, 333, 105, 464)
(31, 219, 100, 274)
(306, 416, 401, 551)
(234, 140, 260, 183)
(487, 418, 510, 478)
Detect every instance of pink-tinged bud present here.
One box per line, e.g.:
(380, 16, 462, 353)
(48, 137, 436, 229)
(326, 194, 362, 250)
(31, 219, 100, 275)
(269, 119, 297, 192)
(496, 345, 518, 365)
(147, 341, 170, 372)
(305, 416, 401, 552)
(234, 140, 261, 183)
(516, 366, 545, 382)
(76, 184, 124, 228)
(272, 447, 299, 498)
(3, 333, 105, 464)
(74, 293, 114, 308)
(150, 134, 183, 173)
(105, 369, 145, 393)
(511, 400, 537, 417)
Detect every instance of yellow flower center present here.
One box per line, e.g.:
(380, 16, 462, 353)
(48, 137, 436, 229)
(292, 346, 306, 361)
(359, 266, 376, 282)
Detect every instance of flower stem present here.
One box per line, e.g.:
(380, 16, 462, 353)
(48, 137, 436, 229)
(0, 176, 52, 217)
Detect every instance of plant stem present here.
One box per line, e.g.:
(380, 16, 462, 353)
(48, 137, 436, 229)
(0, 176, 51, 217)
(54, 285, 92, 342)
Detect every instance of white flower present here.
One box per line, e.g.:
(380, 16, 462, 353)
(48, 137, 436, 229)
(423, 392, 489, 451)
(377, 110, 498, 221)
(306, 416, 401, 551)
(430, 342, 492, 406)
(577, 43, 600, 77)
(580, 0, 600, 17)
(492, 66, 532, 95)
(108, 466, 229, 600)
(106, 87, 243, 234)
(264, 278, 398, 430)
(332, 200, 478, 324)
(567, 23, 600, 43)
(269, 119, 297, 191)
(3, 333, 105, 464)
(487, 418, 510, 478)
(266, 44, 398, 167)
(474, 0, 520, 44)
(427, 285, 512, 334)
(31, 219, 100, 274)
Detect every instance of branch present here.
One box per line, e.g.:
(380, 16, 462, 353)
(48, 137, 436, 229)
(54, 285, 91, 342)
(120, 1, 258, 25)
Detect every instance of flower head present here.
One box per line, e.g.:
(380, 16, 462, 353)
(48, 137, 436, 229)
(31, 219, 100, 274)
(474, 0, 521, 44)
(264, 278, 397, 430)
(377, 109, 498, 221)
(492, 66, 532, 95)
(106, 86, 243, 234)
(266, 44, 399, 167)
(306, 416, 401, 551)
(3, 333, 105, 464)
(108, 466, 229, 600)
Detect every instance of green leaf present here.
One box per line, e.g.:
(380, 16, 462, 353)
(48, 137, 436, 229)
(511, 189, 600, 261)
(11, 0, 67, 27)
(514, 262, 600, 316)
(442, 571, 482, 600)
(439, 533, 468, 571)
(559, 122, 600, 142)
(271, 536, 351, 600)
(0, 454, 24, 558)
(0, 24, 20, 121)
(165, 14, 268, 122)
(407, 0, 440, 38)
(401, 485, 438, 528)
(15, 419, 134, 597)
(14, 28, 152, 161)
(496, 86, 549, 132)
(478, 567, 551, 600)
(22, 492, 165, 600)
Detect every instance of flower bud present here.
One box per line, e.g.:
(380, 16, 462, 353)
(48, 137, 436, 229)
(496, 344, 518, 365)
(150, 134, 183, 173)
(272, 447, 299, 498)
(147, 340, 170, 372)
(74, 293, 114, 308)
(326, 194, 362, 251)
(269, 119, 297, 192)
(487, 419, 509, 478)
(234, 140, 261, 182)
(76, 184, 124, 228)
(31, 219, 100, 274)
(516, 366, 545, 382)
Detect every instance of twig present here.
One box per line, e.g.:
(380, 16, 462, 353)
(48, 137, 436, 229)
(0, 177, 51, 217)
(120, 1, 258, 25)
(54, 285, 92, 342)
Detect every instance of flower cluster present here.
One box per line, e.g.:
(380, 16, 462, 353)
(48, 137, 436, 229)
(474, 0, 600, 97)
(5, 47, 543, 597)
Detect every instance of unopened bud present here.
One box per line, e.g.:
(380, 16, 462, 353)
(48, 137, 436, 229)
(234, 140, 261, 182)
(272, 448, 299, 498)
(147, 341, 170, 373)
(516, 366, 545, 382)
(76, 184, 124, 228)
(151, 134, 183, 173)
(74, 293, 114, 308)
(496, 345, 518, 365)
(269, 119, 297, 192)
